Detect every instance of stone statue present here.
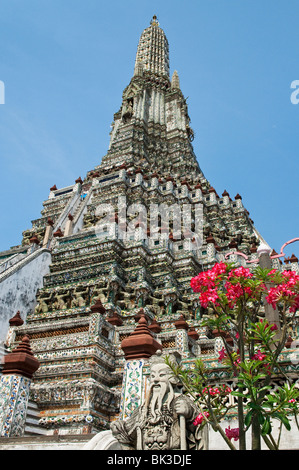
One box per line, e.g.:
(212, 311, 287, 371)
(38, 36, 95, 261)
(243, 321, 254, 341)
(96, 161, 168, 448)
(110, 351, 208, 450)
(122, 98, 134, 122)
(71, 286, 90, 308)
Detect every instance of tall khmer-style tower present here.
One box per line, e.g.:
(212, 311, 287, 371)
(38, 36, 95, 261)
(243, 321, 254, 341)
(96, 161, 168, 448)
(0, 17, 297, 439)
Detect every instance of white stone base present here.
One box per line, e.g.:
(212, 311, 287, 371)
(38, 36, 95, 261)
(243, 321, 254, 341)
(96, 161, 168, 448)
(83, 430, 122, 450)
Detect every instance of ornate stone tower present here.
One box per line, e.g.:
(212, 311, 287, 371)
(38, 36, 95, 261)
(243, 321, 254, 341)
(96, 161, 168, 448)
(1, 17, 296, 438)
(102, 14, 198, 179)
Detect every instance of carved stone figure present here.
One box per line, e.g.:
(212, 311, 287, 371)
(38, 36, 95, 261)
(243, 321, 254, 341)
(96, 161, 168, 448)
(52, 294, 67, 310)
(71, 286, 90, 307)
(122, 98, 134, 122)
(35, 291, 54, 313)
(110, 351, 208, 450)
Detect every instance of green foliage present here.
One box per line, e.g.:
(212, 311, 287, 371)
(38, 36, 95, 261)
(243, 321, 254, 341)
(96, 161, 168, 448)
(168, 262, 299, 450)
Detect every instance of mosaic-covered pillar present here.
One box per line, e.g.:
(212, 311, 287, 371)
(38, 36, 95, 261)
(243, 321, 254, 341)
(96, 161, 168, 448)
(119, 358, 147, 420)
(257, 244, 281, 335)
(174, 314, 190, 358)
(120, 313, 162, 419)
(0, 335, 40, 437)
(206, 234, 217, 263)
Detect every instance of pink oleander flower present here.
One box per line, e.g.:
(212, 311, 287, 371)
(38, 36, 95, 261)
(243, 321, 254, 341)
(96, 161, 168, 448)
(266, 280, 299, 312)
(211, 262, 228, 276)
(228, 266, 253, 279)
(233, 356, 241, 368)
(190, 271, 216, 292)
(225, 426, 239, 441)
(282, 270, 299, 286)
(288, 399, 296, 403)
(193, 411, 210, 426)
(268, 269, 277, 276)
(218, 347, 227, 363)
(190, 263, 228, 294)
(252, 349, 267, 361)
(199, 288, 219, 308)
(219, 384, 232, 395)
(259, 320, 278, 332)
(202, 384, 232, 396)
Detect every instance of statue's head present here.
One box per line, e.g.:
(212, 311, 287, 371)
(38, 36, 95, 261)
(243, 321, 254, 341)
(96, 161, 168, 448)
(147, 350, 180, 407)
(149, 362, 173, 393)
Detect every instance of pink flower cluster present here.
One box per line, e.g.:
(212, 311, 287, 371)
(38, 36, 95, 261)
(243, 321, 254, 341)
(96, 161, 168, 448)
(252, 349, 267, 361)
(202, 385, 232, 396)
(228, 266, 253, 279)
(218, 347, 227, 362)
(225, 281, 253, 308)
(193, 411, 210, 426)
(218, 347, 241, 373)
(190, 263, 257, 309)
(225, 426, 239, 441)
(191, 263, 299, 314)
(266, 270, 299, 313)
(260, 319, 278, 332)
(190, 264, 229, 308)
(190, 263, 227, 293)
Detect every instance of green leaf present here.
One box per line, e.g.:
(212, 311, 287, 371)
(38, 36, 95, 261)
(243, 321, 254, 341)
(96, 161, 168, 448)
(248, 402, 261, 410)
(273, 412, 291, 431)
(258, 386, 272, 394)
(245, 410, 253, 427)
(231, 391, 246, 398)
(280, 415, 291, 431)
(257, 412, 265, 425)
(261, 417, 272, 435)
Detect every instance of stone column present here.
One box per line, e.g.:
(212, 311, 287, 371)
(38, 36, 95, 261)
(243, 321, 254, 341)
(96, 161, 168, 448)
(195, 183, 203, 200)
(174, 314, 189, 358)
(234, 193, 243, 209)
(151, 172, 159, 189)
(120, 313, 162, 420)
(4, 311, 24, 350)
(181, 180, 189, 197)
(166, 176, 174, 192)
(42, 217, 54, 248)
(64, 214, 74, 237)
(222, 190, 230, 206)
(135, 168, 143, 186)
(29, 234, 40, 253)
(206, 234, 217, 263)
(257, 243, 281, 335)
(0, 335, 40, 437)
(208, 187, 218, 205)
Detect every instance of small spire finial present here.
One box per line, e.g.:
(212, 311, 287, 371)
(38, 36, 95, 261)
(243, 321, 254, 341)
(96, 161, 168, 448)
(150, 15, 159, 26)
(171, 70, 180, 90)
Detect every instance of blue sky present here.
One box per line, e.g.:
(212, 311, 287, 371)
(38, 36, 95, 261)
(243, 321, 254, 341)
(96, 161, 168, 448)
(0, 0, 298, 258)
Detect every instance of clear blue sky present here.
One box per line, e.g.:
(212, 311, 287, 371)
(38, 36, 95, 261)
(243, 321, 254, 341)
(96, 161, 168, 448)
(0, 0, 298, 258)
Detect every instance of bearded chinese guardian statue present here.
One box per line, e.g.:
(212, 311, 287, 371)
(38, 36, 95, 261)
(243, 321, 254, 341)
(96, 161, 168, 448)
(110, 351, 208, 450)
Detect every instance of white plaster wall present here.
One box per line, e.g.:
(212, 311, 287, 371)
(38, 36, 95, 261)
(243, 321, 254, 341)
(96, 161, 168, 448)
(209, 417, 299, 450)
(0, 250, 51, 342)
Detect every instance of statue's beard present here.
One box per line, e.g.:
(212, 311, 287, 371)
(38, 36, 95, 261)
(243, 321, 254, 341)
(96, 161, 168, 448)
(147, 382, 174, 424)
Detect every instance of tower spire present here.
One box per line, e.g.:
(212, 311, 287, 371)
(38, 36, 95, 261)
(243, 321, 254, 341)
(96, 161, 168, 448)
(134, 15, 169, 77)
